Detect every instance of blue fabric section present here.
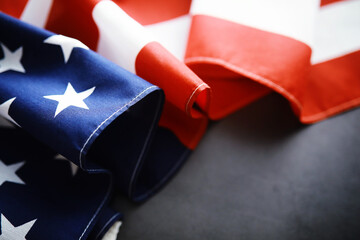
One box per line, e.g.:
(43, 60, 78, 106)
(88, 124, 191, 202)
(0, 13, 163, 169)
(86, 91, 163, 198)
(0, 11, 192, 239)
(87, 207, 122, 240)
(131, 127, 191, 202)
(0, 13, 165, 239)
(0, 128, 113, 240)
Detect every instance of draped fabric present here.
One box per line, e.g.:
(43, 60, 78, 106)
(0, 0, 359, 239)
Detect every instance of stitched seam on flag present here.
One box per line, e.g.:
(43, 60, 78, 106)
(301, 96, 360, 123)
(128, 91, 163, 197)
(133, 147, 190, 201)
(185, 83, 207, 115)
(146, 148, 189, 192)
(79, 86, 157, 168)
(95, 213, 121, 239)
(79, 175, 112, 240)
(185, 57, 303, 111)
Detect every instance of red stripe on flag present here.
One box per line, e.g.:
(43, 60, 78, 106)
(185, 15, 312, 119)
(187, 63, 271, 120)
(0, 0, 27, 18)
(135, 41, 210, 118)
(159, 102, 208, 150)
(114, 0, 191, 25)
(302, 51, 360, 122)
(321, 0, 345, 7)
(45, 0, 101, 50)
(136, 42, 210, 148)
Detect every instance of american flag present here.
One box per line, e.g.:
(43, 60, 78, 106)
(0, 11, 163, 240)
(0, 0, 359, 239)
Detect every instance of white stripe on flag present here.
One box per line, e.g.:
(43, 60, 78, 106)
(190, 0, 319, 47)
(20, 0, 54, 28)
(92, 1, 154, 73)
(311, 0, 360, 64)
(145, 15, 191, 61)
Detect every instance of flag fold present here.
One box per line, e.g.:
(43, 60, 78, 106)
(0, 0, 359, 239)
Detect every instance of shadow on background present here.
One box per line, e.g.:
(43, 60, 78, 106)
(113, 93, 360, 240)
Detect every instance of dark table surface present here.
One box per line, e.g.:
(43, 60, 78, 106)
(114, 93, 360, 240)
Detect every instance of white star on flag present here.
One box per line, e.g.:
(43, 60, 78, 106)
(0, 97, 20, 127)
(43, 83, 95, 117)
(54, 154, 79, 176)
(0, 43, 25, 74)
(43, 34, 89, 63)
(0, 214, 36, 240)
(0, 160, 25, 186)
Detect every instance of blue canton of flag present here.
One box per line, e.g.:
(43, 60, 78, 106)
(0, 12, 164, 239)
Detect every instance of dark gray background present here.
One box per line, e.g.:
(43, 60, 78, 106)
(114, 93, 360, 240)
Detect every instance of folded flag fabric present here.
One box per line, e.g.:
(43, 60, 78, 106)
(0, 12, 166, 240)
(0, 126, 122, 240)
(185, 0, 360, 122)
(3, 0, 359, 147)
(0, 0, 359, 239)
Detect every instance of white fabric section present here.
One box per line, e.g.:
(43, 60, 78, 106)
(145, 15, 191, 61)
(20, 0, 53, 28)
(101, 221, 122, 240)
(311, 0, 360, 64)
(43, 83, 95, 117)
(190, 0, 319, 47)
(92, 1, 154, 74)
(0, 98, 20, 127)
(0, 160, 25, 186)
(0, 116, 16, 128)
(43, 35, 89, 63)
(0, 214, 36, 240)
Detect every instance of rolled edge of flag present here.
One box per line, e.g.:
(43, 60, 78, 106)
(136, 41, 211, 118)
(92, 1, 211, 118)
(79, 87, 163, 168)
(82, 87, 165, 198)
